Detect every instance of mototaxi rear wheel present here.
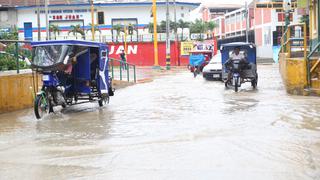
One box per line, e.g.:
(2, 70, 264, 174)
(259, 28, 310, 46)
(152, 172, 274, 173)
(98, 95, 109, 107)
(251, 74, 258, 89)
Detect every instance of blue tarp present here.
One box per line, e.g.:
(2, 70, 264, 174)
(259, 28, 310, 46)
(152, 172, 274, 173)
(273, 46, 281, 63)
(189, 54, 205, 66)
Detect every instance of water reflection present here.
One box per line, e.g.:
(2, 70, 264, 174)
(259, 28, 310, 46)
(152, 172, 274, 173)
(35, 104, 115, 146)
(223, 97, 259, 114)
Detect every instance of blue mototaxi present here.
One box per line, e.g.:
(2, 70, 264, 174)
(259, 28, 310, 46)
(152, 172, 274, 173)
(220, 42, 258, 91)
(188, 50, 212, 72)
(31, 40, 114, 119)
(189, 54, 205, 67)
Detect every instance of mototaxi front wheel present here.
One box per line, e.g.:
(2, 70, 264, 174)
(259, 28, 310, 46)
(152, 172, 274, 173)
(234, 77, 239, 92)
(34, 94, 49, 119)
(225, 80, 229, 88)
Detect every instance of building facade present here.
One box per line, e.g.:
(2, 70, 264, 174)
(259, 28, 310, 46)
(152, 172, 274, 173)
(212, 16, 225, 39)
(0, 6, 18, 33)
(211, 0, 302, 58)
(14, 1, 199, 41)
(200, 3, 242, 22)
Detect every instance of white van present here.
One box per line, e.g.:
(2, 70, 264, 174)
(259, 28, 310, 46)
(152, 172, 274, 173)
(202, 53, 222, 80)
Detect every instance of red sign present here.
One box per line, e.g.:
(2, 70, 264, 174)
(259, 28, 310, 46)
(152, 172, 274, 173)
(108, 42, 188, 66)
(52, 14, 80, 20)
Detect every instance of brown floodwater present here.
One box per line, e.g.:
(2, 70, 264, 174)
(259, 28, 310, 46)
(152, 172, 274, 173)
(0, 64, 320, 180)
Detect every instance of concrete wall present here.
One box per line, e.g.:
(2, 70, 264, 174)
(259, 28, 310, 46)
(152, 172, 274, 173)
(0, 8, 17, 29)
(0, 73, 41, 114)
(279, 55, 320, 96)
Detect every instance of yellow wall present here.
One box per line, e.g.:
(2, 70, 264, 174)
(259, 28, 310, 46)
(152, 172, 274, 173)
(0, 73, 41, 113)
(279, 53, 308, 95)
(0, 73, 132, 114)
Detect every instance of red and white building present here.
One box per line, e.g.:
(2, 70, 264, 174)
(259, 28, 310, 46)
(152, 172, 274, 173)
(200, 3, 242, 22)
(211, 0, 302, 58)
(212, 16, 225, 39)
(223, 7, 254, 38)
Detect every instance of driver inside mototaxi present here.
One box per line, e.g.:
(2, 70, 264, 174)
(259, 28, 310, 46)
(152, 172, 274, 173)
(231, 47, 245, 60)
(225, 46, 249, 81)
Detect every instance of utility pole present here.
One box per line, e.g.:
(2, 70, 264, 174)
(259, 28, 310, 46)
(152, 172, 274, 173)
(173, 0, 179, 66)
(165, 0, 171, 70)
(90, 0, 95, 41)
(45, 0, 49, 40)
(124, 25, 127, 54)
(173, 0, 177, 34)
(245, 1, 249, 43)
(37, 0, 41, 41)
(152, 0, 159, 68)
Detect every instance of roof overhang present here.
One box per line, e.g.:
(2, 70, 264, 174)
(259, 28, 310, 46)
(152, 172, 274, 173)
(16, 1, 201, 10)
(31, 40, 105, 47)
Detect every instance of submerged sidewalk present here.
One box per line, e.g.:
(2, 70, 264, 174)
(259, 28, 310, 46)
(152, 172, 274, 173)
(111, 66, 186, 83)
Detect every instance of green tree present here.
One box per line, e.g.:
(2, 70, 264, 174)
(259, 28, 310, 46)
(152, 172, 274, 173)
(49, 24, 61, 40)
(0, 26, 31, 71)
(206, 21, 217, 39)
(160, 20, 180, 34)
(112, 24, 123, 42)
(11, 26, 19, 40)
(160, 20, 167, 33)
(0, 26, 18, 40)
(170, 21, 178, 34)
(144, 22, 161, 33)
(68, 25, 85, 39)
(190, 19, 208, 41)
(127, 23, 138, 41)
(0, 43, 30, 71)
(159, 20, 181, 34)
(86, 23, 101, 38)
(178, 19, 190, 41)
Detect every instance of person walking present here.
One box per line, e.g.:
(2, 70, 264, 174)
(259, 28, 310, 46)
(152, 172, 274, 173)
(119, 49, 127, 70)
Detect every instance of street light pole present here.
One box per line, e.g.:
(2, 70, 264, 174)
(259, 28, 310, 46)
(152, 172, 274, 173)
(36, 0, 41, 41)
(173, 0, 179, 66)
(166, 0, 171, 70)
(283, 0, 292, 29)
(173, 0, 177, 34)
(45, 0, 49, 40)
(245, 1, 249, 43)
(152, 0, 159, 67)
(124, 25, 127, 54)
(90, 0, 95, 41)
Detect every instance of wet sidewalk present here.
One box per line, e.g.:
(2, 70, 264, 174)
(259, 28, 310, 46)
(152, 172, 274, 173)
(111, 66, 186, 83)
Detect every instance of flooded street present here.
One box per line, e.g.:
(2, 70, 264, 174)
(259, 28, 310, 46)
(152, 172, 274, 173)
(0, 64, 320, 180)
